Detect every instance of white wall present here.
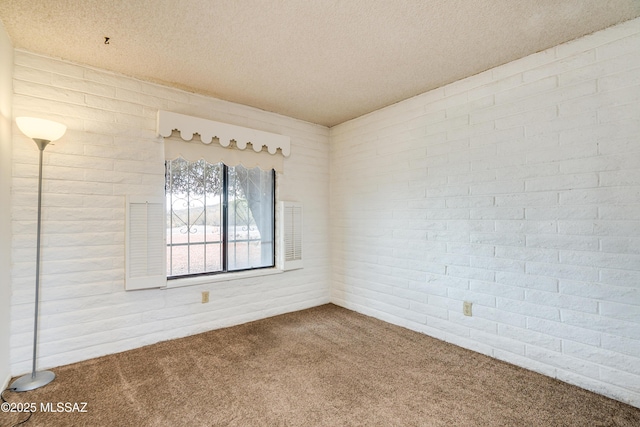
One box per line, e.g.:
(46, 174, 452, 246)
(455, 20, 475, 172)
(331, 18, 640, 408)
(10, 51, 331, 374)
(6, 14, 639, 409)
(0, 19, 13, 391)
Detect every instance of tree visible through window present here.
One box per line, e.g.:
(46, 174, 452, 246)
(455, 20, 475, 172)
(165, 158, 275, 278)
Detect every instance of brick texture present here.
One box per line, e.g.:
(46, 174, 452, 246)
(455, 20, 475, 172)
(1, 20, 14, 391)
(8, 16, 640, 411)
(10, 51, 331, 375)
(330, 18, 640, 408)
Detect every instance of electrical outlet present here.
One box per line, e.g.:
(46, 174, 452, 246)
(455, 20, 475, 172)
(463, 301, 472, 317)
(201, 291, 209, 304)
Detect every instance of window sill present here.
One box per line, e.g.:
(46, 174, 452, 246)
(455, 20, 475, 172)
(162, 268, 284, 289)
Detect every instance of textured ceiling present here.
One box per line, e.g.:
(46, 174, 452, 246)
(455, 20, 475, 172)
(1, 1, 639, 127)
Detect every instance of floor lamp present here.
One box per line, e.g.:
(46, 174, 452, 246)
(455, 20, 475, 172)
(10, 117, 66, 392)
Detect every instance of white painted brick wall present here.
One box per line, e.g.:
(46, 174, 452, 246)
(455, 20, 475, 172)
(10, 51, 331, 375)
(1, 20, 14, 391)
(330, 17, 640, 408)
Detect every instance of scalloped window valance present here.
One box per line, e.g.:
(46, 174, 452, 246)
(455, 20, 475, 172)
(157, 111, 290, 172)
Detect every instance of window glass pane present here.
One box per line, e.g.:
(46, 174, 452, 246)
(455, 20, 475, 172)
(165, 158, 274, 278)
(168, 244, 189, 277)
(227, 165, 275, 271)
(205, 243, 223, 272)
(166, 158, 223, 276)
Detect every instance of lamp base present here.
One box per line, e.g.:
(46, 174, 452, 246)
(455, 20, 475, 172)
(9, 370, 55, 392)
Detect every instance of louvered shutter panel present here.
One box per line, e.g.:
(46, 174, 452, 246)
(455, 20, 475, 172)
(125, 196, 166, 290)
(279, 202, 303, 271)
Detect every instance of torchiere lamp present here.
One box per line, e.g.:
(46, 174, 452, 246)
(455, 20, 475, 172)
(10, 117, 66, 392)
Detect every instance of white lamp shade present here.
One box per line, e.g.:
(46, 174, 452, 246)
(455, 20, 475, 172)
(16, 117, 67, 142)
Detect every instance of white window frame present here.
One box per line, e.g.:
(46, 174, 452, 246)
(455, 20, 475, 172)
(124, 112, 302, 290)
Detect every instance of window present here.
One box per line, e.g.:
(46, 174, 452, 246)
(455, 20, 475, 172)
(165, 158, 275, 278)
(123, 112, 297, 290)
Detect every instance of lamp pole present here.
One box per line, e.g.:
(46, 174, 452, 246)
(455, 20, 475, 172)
(10, 118, 66, 392)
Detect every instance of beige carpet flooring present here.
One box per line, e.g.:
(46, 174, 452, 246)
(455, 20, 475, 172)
(2, 304, 639, 426)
